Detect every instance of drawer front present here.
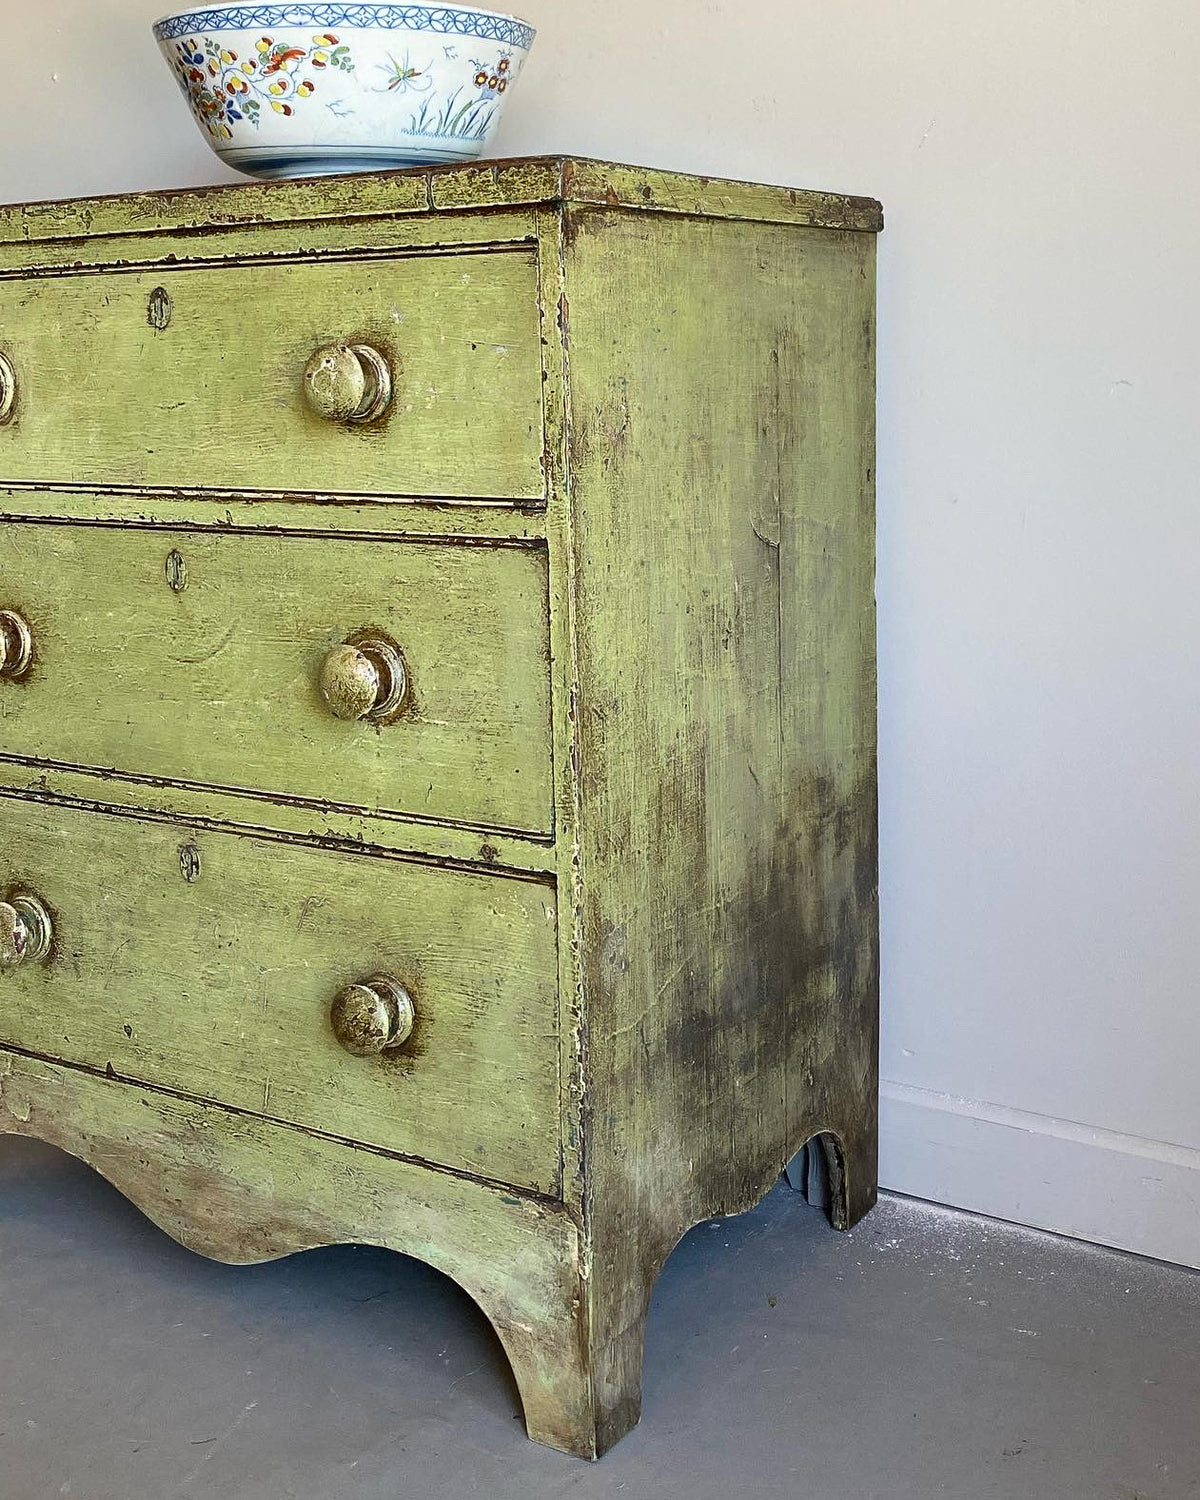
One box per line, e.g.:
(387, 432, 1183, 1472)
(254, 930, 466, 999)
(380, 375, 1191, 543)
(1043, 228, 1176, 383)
(0, 524, 552, 835)
(0, 799, 560, 1193)
(0, 248, 544, 499)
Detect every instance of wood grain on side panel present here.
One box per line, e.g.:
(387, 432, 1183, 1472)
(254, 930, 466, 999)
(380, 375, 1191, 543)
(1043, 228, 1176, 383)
(561, 208, 879, 1449)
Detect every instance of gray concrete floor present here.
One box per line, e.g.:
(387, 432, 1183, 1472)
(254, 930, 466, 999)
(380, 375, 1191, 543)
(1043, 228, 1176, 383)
(0, 1137, 1196, 1499)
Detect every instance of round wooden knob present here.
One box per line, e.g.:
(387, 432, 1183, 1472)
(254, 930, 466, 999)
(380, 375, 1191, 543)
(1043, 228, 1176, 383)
(0, 351, 16, 424)
(0, 892, 52, 973)
(303, 343, 392, 424)
(318, 635, 408, 723)
(330, 975, 415, 1056)
(0, 608, 33, 680)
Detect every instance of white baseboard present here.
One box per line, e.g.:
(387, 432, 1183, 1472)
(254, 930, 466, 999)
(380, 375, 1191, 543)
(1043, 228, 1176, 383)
(878, 1079, 1200, 1270)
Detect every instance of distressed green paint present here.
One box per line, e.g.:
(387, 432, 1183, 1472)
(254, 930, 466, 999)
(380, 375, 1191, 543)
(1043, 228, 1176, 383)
(0, 523, 553, 834)
(0, 159, 881, 1460)
(0, 248, 543, 498)
(0, 759, 556, 875)
(0, 1051, 592, 1451)
(0, 796, 560, 1193)
(0, 157, 882, 247)
(0, 207, 540, 279)
(561, 209, 879, 1450)
(0, 484, 551, 536)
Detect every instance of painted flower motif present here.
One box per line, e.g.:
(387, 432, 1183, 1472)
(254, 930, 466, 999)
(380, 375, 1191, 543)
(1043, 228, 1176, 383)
(472, 53, 511, 98)
(169, 32, 353, 138)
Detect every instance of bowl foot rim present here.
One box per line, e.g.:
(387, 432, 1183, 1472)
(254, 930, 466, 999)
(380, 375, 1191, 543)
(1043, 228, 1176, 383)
(217, 142, 486, 178)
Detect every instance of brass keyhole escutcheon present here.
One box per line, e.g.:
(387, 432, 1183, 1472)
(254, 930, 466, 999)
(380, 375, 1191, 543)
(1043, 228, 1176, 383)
(165, 549, 188, 593)
(147, 286, 173, 331)
(179, 843, 202, 883)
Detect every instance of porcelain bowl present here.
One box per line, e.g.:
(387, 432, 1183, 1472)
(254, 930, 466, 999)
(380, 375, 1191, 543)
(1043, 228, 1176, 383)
(153, 2, 535, 179)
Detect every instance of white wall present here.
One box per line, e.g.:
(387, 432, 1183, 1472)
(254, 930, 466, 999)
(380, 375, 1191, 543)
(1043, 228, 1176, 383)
(6, 1, 1200, 1266)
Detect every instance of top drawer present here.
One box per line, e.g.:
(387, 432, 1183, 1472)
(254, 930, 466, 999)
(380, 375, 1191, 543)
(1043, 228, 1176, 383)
(0, 247, 544, 500)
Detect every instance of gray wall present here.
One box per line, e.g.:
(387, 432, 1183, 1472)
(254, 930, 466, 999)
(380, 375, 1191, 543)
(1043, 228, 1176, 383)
(6, 0, 1200, 1266)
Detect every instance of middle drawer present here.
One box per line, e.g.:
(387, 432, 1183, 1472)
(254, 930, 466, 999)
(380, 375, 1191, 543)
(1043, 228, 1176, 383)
(0, 524, 552, 834)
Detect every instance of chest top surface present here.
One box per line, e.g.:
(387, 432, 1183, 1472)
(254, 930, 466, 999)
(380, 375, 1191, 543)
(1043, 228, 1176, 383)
(0, 155, 884, 243)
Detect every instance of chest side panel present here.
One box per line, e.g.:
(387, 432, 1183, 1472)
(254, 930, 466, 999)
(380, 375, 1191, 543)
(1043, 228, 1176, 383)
(562, 206, 879, 1297)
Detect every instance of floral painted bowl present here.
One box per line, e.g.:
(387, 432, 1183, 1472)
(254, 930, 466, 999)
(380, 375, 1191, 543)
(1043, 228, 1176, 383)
(153, 2, 535, 179)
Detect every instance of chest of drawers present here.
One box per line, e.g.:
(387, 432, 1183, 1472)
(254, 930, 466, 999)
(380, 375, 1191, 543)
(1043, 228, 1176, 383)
(0, 157, 881, 1459)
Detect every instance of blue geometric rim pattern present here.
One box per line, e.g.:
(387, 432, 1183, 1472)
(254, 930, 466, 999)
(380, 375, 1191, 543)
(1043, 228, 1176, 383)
(153, 5, 535, 50)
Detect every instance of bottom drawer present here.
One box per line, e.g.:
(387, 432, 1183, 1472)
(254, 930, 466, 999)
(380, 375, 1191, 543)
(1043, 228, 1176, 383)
(0, 798, 560, 1195)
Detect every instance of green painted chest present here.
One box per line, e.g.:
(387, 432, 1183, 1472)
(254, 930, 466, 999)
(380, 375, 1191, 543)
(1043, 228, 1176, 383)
(0, 157, 881, 1458)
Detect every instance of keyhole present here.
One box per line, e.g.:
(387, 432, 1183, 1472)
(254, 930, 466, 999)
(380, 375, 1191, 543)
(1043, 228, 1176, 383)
(179, 843, 202, 883)
(148, 286, 173, 331)
(165, 549, 188, 593)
